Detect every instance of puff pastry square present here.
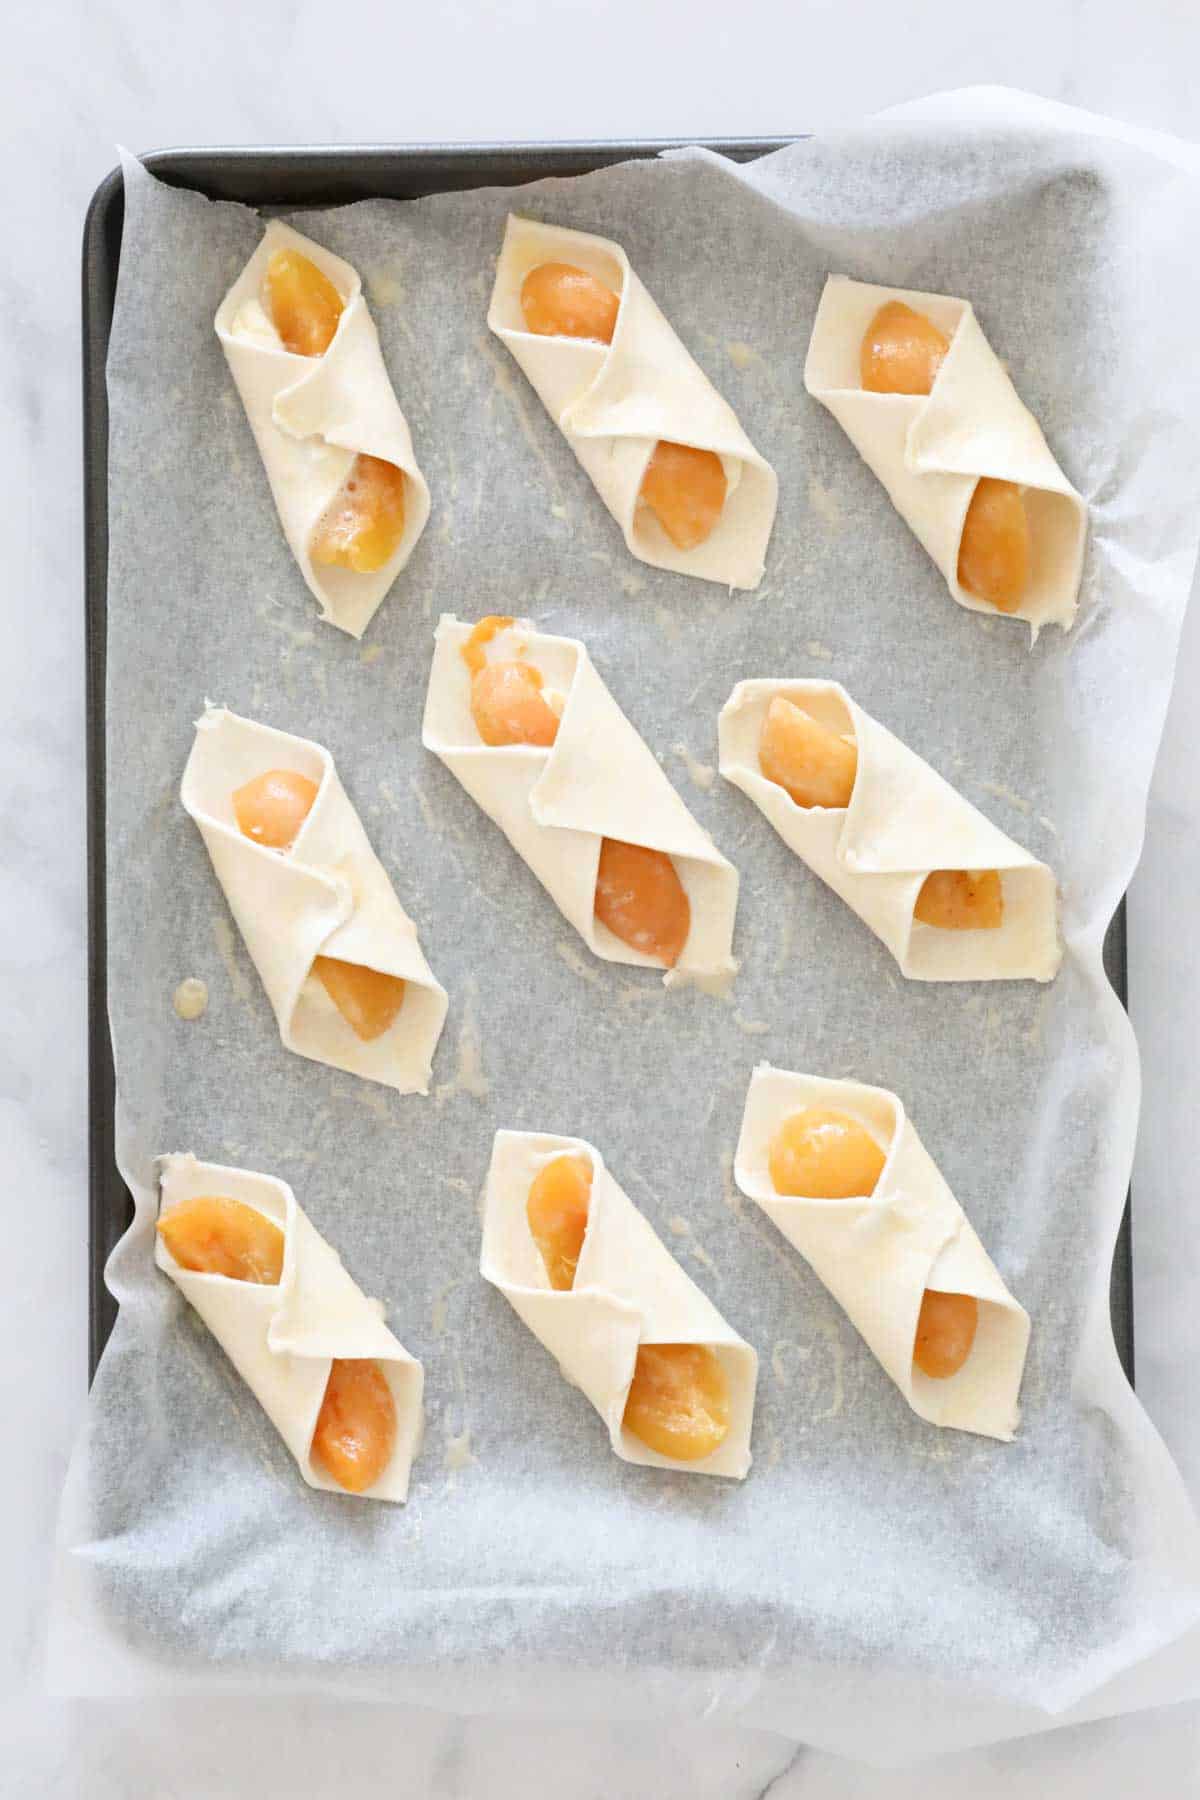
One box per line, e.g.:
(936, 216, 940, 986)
(735, 1067, 1030, 1440)
(719, 677, 1060, 983)
(182, 705, 447, 1090)
(424, 616, 739, 983)
(157, 1153, 424, 1501)
(216, 220, 431, 638)
(482, 1129, 758, 1478)
(488, 214, 777, 588)
(805, 275, 1086, 636)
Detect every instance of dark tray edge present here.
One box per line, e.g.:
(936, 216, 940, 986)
(82, 143, 1135, 1386)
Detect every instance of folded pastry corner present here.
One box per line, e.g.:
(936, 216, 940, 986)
(804, 274, 1086, 638)
(481, 1129, 758, 1477)
(488, 214, 777, 588)
(182, 703, 448, 1090)
(718, 676, 1061, 983)
(156, 1153, 424, 1500)
(423, 614, 739, 984)
(216, 219, 431, 638)
(734, 1065, 1030, 1440)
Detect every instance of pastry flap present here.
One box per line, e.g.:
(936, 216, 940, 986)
(907, 307, 1077, 497)
(840, 695, 1040, 876)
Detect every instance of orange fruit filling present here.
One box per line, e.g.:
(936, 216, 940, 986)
(310, 453, 407, 574)
(471, 661, 561, 747)
(758, 695, 858, 808)
(594, 838, 691, 968)
(638, 440, 727, 551)
(913, 869, 1004, 931)
(768, 1107, 886, 1199)
(232, 768, 318, 850)
(311, 1357, 397, 1493)
(519, 262, 620, 343)
(913, 1290, 979, 1380)
(265, 248, 345, 358)
(622, 1343, 731, 1462)
(526, 1153, 593, 1291)
(860, 299, 949, 395)
(157, 1194, 285, 1285)
(312, 957, 406, 1042)
(957, 477, 1031, 614)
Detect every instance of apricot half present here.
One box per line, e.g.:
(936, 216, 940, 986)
(312, 957, 406, 1042)
(471, 660, 560, 748)
(769, 1107, 886, 1199)
(157, 1194, 285, 1285)
(311, 1357, 397, 1493)
(639, 441, 727, 552)
(913, 869, 1004, 931)
(520, 262, 619, 344)
(232, 768, 319, 850)
(758, 695, 857, 809)
(913, 1289, 978, 1380)
(622, 1343, 731, 1462)
(265, 249, 344, 358)
(957, 478, 1031, 614)
(860, 299, 950, 395)
(594, 838, 691, 968)
(527, 1153, 593, 1291)
(310, 454, 407, 574)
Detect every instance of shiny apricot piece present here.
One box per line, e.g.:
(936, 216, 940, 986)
(957, 478, 1031, 614)
(860, 300, 950, 395)
(471, 661, 560, 748)
(312, 956, 406, 1042)
(623, 1343, 731, 1462)
(520, 262, 620, 344)
(594, 838, 691, 967)
(310, 454, 406, 574)
(232, 768, 319, 850)
(460, 615, 517, 676)
(311, 1358, 397, 1493)
(913, 1290, 979, 1380)
(758, 695, 857, 809)
(157, 1195, 284, 1285)
(265, 249, 345, 358)
(914, 869, 1004, 931)
(768, 1107, 885, 1199)
(527, 1154, 593, 1291)
(639, 441, 727, 552)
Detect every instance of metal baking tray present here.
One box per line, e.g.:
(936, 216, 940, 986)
(82, 143, 1134, 1384)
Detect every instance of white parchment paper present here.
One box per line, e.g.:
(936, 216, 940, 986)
(51, 104, 1200, 1762)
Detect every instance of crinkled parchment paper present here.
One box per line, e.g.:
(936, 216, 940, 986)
(50, 100, 1200, 1763)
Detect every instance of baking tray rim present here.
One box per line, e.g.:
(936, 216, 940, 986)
(81, 139, 1134, 1384)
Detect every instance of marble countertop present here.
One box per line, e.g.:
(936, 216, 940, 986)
(6, 5, 1200, 1794)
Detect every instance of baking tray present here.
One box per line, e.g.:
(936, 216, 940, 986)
(82, 142, 1135, 1385)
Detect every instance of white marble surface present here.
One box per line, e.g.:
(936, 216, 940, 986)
(5, 4, 1200, 1794)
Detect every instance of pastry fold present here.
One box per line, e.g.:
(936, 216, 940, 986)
(182, 705, 447, 1090)
(804, 275, 1086, 635)
(215, 219, 431, 638)
(718, 678, 1060, 982)
(423, 616, 739, 982)
(487, 214, 777, 588)
(481, 1129, 758, 1478)
(734, 1067, 1030, 1440)
(156, 1153, 424, 1500)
